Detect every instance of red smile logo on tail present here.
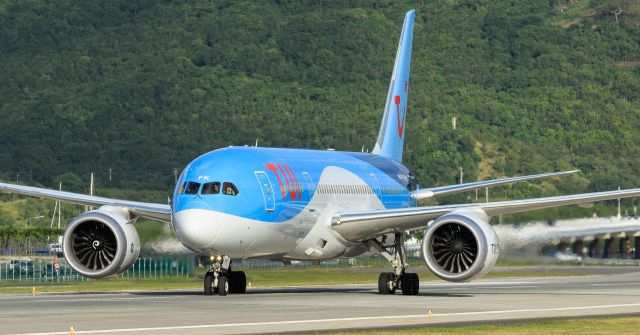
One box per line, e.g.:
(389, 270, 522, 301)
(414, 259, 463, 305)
(394, 81, 408, 138)
(395, 95, 406, 138)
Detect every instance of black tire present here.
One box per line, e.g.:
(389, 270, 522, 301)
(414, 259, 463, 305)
(411, 273, 420, 295)
(229, 271, 247, 294)
(378, 272, 396, 295)
(204, 273, 214, 296)
(218, 275, 229, 296)
(401, 273, 420, 296)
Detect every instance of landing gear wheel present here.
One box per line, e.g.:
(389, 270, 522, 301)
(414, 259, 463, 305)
(218, 275, 229, 296)
(229, 271, 247, 294)
(204, 273, 214, 295)
(401, 273, 420, 295)
(378, 272, 396, 294)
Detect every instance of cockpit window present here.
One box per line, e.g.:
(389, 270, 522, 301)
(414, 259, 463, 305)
(185, 182, 201, 195)
(178, 182, 187, 194)
(201, 182, 220, 195)
(222, 182, 239, 196)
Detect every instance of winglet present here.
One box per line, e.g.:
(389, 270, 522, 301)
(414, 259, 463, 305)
(372, 10, 415, 162)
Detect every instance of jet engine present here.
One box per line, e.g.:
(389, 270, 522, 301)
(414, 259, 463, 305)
(62, 206, 140, 279)
(422, 209, 499, 282)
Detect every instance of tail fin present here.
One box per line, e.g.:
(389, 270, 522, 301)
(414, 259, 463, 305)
(372, 10, 415, 162)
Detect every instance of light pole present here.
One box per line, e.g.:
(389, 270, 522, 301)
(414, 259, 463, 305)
(27, 215, 44, 255)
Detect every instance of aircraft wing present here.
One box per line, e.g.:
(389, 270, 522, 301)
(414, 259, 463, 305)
(410, 170, 579, 200)
(0, 182, 171, 222)
(331, 188, 640, 241)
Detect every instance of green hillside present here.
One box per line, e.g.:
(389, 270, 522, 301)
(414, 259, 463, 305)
(0, 0, 639, 207)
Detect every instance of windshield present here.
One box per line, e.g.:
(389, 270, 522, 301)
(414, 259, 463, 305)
(185, 182, 201, 195)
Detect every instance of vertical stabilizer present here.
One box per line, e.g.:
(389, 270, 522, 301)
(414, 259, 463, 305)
(371, 10, 415, 162)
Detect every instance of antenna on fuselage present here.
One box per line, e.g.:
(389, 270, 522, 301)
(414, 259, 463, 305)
(255, 138, 259, 147)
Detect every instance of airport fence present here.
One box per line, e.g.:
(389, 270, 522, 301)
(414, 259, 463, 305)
(0, 256, 195, 283)
(0, 254, 426, 283)
(5, 254, 639, 284)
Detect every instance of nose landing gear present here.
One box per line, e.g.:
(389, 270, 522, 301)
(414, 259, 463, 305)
(368, 233, 420, 295)
(203, 255, 247, 296)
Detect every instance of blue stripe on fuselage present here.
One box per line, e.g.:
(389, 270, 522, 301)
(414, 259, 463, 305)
(172, 146, 414, 222)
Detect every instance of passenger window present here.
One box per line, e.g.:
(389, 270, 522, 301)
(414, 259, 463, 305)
(201, 182, 220, 195)
(185, 182, 201, 195)
(223, 182, 239, 196)
(178, 182, 187, 194)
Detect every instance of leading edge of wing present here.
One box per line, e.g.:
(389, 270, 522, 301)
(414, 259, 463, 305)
(332, 188, 640, 241)
(0, 182, 171, 222)
(410, 170, 579, 200)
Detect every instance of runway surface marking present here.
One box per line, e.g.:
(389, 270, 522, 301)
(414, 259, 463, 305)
(10, 302, 640, 335)
(446, 284, 543, 289)
(25, 296, 173, 303)
(426, 280, 538, 286)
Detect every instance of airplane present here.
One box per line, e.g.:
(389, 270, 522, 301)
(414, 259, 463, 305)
(2, 9, 640, 296)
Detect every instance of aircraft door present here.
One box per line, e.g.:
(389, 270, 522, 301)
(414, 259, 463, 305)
(302, 172, 315, 199)
(255, 171, 275, 212)
(368, 173, 381, 194)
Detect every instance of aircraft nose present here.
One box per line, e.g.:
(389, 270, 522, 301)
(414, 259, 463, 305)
(173, 209, 219, 251)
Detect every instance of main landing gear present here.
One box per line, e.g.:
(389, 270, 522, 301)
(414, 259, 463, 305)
(367, 233, 419, 295)
(203, 255, 247, 296)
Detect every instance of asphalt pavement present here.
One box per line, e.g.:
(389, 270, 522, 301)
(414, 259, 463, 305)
(2, 267, 640, 334)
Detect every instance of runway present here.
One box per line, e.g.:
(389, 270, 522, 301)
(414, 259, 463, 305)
(3, 267, 640, 335)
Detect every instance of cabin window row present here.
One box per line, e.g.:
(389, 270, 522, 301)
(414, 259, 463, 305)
(315, 184, 404, 195)
(179, 181, 239, 196)
(316, 184, 373, 195)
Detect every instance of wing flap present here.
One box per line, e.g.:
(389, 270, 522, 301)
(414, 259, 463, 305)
(0, 182, 171, 221)
(332, 188, 640, 241)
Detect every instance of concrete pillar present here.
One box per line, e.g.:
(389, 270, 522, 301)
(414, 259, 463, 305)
(603, 238, 613, 259)
(619, 238, 625, 259)
(588, 238, 600, 258)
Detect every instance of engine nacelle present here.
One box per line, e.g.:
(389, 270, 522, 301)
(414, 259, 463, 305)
(422, 209, 499, 282)
(62, 206, 140, 279)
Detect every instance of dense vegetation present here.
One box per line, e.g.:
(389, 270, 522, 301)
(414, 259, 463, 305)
(0, 0, 639, 231)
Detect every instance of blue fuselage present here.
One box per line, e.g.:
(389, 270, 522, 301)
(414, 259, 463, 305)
(170, 147, 417, 258)
(173, 146, 416, 222)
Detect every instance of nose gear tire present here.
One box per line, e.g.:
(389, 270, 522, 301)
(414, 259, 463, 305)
(229, 271, 247, 294)
(204, 273, 214, 295)
(218, 275, 229, 296)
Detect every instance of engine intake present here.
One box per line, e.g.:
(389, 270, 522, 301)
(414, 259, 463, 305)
(422, 209, 499, 282)
(62, 206, 140, 278)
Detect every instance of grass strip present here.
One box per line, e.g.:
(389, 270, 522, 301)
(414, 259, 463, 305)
(327, 316, 640, 335)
